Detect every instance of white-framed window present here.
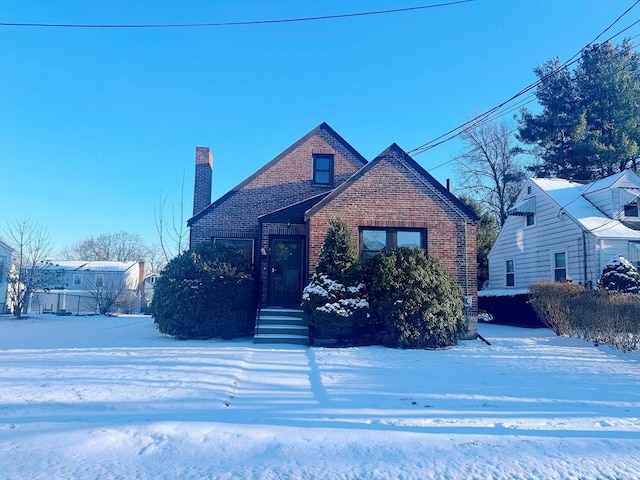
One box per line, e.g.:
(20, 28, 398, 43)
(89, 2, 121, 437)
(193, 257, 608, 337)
(73, 274, 82, 286)
(624, 201, 638, 218)
(506, 259, 515, 287)
(629, 241, 640, 271)
(95, 274, 104, 288)
(213, 238, 255, 265)
(553, 251, 567, 282)
(526, 213, 535, 227)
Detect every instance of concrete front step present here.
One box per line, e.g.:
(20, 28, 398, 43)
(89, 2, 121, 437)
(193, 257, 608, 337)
(254, 308, 308, 345)
(256, 324, 309, 336)
(258, 316, 307, 326)
(253, 334, 309, 346)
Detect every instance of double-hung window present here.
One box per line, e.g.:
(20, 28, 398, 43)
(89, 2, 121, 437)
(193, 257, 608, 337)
(95, 275, 104, 288)
(554, 252, 567, 282)
(313, 154, 334, 186)
(360, 228, 426, 261)
(506, 259, 515, 287)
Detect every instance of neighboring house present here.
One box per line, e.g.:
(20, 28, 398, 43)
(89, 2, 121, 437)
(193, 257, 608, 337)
(144, 272, 160, 308)
(30, 260, 146, 315)
(0, 239, 14, 314)
(483, 170, 640, 297)
(187, 123, 479, 341)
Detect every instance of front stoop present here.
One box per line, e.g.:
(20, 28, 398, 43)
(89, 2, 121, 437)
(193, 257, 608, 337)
(254, 308, 309, 346)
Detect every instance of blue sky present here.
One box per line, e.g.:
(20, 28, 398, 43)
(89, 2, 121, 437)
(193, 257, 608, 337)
(0, 0, 637, 253)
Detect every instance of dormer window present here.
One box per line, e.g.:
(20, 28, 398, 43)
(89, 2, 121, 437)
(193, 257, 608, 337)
(313, 154, 334, 185)
(624, 201, 638, 218)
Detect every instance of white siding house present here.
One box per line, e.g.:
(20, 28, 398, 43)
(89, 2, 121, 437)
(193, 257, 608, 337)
(0, 239, 14, 314)
(483, 170, 640, 295)
(30, 260, 145, 315)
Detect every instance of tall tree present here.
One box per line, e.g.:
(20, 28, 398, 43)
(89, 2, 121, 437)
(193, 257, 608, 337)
(4, 218, 55, 317)
(154, 175, 188, 266)
(454, 120, 526, 225)
(60, 231, 147, 262)
(518, 40, 640, 181)
(458, 195, 498, 289)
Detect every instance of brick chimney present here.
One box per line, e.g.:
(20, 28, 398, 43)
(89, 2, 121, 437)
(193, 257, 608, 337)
(193, 147, 213, 215)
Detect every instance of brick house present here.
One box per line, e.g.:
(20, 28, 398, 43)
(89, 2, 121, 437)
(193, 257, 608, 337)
(188, 123, 479, 342)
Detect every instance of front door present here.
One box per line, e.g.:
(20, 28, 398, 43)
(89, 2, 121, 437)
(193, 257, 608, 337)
(269, 237, 304, 307)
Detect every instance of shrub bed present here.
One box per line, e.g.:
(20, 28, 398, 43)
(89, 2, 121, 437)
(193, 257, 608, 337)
(529, 282, 640, 351)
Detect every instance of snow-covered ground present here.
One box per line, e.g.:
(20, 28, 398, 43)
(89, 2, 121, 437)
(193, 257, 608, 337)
(1, 315, 639, 480)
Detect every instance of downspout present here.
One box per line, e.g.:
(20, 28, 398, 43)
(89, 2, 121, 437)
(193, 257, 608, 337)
(582, 231, 589, 288)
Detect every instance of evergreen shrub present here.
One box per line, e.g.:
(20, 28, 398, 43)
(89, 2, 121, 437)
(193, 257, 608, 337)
(302, 218, 368, 343)
(599, 254, 640, 294)
(364, 248, 467, 349)
(151, 242, 256, 340)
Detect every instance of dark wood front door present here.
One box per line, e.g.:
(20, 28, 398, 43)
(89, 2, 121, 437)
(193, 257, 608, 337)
(269, 237, 304, 307)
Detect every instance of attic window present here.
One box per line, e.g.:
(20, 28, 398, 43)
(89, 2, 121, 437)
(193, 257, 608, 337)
(624, 201, 638, 218)
(313, 154, 334, 185)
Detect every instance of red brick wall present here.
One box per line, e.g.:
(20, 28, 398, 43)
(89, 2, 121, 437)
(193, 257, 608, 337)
(307, 156, 478, 317)
(190, 129, 365, 246)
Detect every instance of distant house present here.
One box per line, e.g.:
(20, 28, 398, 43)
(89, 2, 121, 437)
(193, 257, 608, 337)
(481, 170, 640, 315)
(0, 239, 13, 314)
(143, 272, 160, 309)
(187, 123, 479, 343)
(30, 260, 146, 315)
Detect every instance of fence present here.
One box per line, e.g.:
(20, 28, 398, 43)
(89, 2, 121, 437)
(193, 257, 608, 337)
(29, 289, 142, 315)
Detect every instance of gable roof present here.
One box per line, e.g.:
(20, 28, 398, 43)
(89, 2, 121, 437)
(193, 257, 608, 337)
(37, 260, 139, 273)
(0, 239, 13, 256)
(187, 122, 368, 226)
(305, 143, 478, 222)
(531, 172, 640, 239)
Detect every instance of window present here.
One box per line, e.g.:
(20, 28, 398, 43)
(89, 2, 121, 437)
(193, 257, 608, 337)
(213, 238, 255, 265)
(527, 186, 532, 195)
(506, 259, 515, 287)
(73, 274, 82, 286)
(629, 242, 640, 271)
(624, 201, 638, 218)
(526, 213, 535, 226)
(554, 252, 567, 282)
(313, 154, 334, 185)
(360, 228, 426, 261)
(95, 275, 104, 288)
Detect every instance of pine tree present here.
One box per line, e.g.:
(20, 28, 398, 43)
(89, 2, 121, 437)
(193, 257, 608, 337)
(316, 217, 358, 283)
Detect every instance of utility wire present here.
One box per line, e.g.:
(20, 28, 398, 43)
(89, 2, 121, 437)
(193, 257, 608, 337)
(0, 1, 473, 28)
(408, 5, 640, 157)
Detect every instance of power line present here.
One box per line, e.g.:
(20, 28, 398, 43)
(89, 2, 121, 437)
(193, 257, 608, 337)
(408, 3, 640, 157)
(0, 1, 473, 28)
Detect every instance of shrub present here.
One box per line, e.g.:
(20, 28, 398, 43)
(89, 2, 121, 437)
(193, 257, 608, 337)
(529, 282, 640, 351)
(302, 274, 369, 342)
(302, 218, 368, 343)
(151, 243, 256, 340)
(363, 248, 466, 349)
(599, 254, 640, 294)
(529, 282, 583, 336)
(315, 217, 359, 283)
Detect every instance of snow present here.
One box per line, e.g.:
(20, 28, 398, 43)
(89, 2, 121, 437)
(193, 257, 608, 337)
(1, 315, 639, 480)
(532, 178, 640, 239)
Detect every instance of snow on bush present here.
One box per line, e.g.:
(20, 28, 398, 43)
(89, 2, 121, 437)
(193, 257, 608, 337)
(301, 273, 369, 341)
(599, 254, 640, 294)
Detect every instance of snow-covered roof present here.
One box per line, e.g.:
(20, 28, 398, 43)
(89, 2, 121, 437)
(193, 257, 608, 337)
(39, 260, 139, 272)
(531, 176, 640, 240)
